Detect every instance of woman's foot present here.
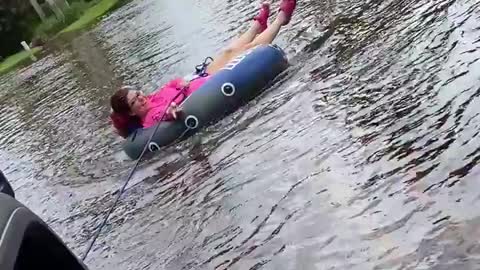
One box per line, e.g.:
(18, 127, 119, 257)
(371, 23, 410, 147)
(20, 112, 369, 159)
(278, 0, 296, 25)
(253, 3, 271, 32)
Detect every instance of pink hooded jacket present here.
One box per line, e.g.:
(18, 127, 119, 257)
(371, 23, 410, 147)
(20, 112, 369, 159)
(141, 76, 209, 128)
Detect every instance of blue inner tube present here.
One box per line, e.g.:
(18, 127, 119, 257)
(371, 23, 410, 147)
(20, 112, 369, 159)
(122, 44, 289, 160)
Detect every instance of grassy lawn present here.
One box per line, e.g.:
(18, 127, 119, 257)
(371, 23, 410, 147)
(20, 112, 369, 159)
(60, 0, 120, 33)
(0, 47, 42, 75)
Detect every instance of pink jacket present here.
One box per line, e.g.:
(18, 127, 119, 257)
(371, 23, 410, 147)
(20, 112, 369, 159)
(141, 76, 209, 128)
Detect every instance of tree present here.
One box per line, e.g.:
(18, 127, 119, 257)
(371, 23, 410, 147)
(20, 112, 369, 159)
(0, 4, 33, 57)
(29, 0, 47, 22)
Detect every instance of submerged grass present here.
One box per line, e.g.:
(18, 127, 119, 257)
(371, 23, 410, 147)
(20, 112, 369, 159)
(33, 0, 95, 41)
(0, 47, 42, 75)
(61, 0, 120, 33)
(1, 0, 125, 75)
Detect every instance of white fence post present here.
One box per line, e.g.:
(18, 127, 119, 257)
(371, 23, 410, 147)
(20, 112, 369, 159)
(20, 41, 38, 61)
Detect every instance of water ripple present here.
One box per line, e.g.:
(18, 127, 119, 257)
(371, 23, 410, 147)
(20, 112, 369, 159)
(1, 0, 480, 269)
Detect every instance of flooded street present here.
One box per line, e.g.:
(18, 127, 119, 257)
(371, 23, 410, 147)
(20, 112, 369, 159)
(1, 0, 480, 269)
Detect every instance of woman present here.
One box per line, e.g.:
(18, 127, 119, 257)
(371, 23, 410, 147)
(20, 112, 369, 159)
(110, 0, 297, 138)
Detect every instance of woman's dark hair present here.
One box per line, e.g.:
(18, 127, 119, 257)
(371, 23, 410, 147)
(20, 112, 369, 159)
(110, 87, 142, 138)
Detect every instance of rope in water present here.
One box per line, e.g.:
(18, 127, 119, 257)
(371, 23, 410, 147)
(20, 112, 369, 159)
(81, 59, 211, 261)
(81, 106, 171, 261)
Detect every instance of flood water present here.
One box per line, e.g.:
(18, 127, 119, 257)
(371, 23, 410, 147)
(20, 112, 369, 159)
(1, 0, 480, 269)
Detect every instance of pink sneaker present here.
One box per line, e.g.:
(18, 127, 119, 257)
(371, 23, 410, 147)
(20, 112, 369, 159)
(253, 3, 271, 32)
(279, 0, 296, 25)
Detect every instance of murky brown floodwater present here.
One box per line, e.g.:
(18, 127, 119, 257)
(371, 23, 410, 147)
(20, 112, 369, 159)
(1, 0, 480, 269)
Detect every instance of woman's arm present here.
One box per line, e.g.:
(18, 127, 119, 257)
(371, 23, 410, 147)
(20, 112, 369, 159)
(164, 78, 188, 89)
(142, 102, 181, 128)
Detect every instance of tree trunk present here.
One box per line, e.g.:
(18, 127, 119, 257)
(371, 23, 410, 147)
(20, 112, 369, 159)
(46, 0, 65, 21)
(29, 0, 47, 22)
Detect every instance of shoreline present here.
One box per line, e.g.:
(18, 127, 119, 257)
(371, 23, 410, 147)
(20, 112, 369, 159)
(0, 0, 124, 76)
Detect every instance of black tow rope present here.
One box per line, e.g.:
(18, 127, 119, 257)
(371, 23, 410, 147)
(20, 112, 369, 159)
(82, 93, 185, 260)
(81, 59, 212, 261)
(195, 57, 213, 76)
(81, 103, 173, 261)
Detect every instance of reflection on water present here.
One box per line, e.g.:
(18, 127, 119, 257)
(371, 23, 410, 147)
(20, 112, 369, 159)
(1, 0, 480, 269)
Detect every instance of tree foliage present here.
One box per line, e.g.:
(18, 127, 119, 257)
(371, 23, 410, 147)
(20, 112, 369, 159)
(0, 0, 39, 58)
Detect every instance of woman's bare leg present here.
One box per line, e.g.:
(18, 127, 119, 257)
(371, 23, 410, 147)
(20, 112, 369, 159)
(226, 3, 270, 50)
(243, 12, 286, 48)
(206, 3, 270, 74)
(206, 0, 296, 74)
